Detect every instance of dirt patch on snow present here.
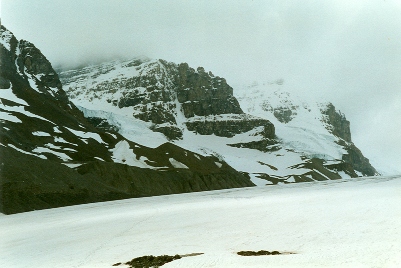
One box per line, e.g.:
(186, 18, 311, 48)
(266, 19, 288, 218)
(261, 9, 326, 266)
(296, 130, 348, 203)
(113, 253, 204, 267)
(237, 250, 295, 256)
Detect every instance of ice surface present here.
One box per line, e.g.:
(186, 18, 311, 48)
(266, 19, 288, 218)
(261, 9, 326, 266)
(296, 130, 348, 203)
(1, 176, 400, 267)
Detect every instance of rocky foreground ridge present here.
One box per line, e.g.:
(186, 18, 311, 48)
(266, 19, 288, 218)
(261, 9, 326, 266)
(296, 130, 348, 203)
(0, 25, 253, 214)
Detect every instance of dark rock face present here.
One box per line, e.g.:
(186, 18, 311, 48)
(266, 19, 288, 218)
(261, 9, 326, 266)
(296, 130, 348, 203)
(174, 63, 243, 117)
(321, 103, 352, 142)
(320, 103, 377, 176)
(341, 142, 378, 176)
(228, 139, 280, 152)
(273, 107, 295, 123)
(186, 115, 275, 139)
(86, 117, 119, 132)
(0, 26, 255, 214)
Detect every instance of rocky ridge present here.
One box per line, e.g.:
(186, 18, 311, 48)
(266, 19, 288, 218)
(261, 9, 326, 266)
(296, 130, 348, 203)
(61, 58, 275, 140)
(0, 25, 253, 214)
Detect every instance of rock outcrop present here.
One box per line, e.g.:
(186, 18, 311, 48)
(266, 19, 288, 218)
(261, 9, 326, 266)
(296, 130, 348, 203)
(321, 103, 352, 142)
(320, 103, 376, 176)
(60, 58, 274, 141)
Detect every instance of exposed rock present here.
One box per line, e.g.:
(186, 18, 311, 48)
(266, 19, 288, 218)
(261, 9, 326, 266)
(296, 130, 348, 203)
(86, 117, 119, 132)
(321, 103, 352, 142)
(321, 103, 377, 176)
(340, 141, 378, 176)
(151, 124, 183, 140)
(186, 115, 275, 138)
(174, 62, 243, 117)
(228, 139, 280, 152)
(273, 107, 295, 123)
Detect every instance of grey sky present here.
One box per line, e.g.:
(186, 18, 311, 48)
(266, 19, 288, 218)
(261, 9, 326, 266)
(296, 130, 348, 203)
(2, 0, 401, 173)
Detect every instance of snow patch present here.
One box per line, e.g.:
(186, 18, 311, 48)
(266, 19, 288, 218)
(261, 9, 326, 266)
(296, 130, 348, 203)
(32, 131, 51, 137)
(0, 87, 28, 106)
(110, 140, 155, 169)
(53, 127, 62, 133)
(169, 158, 189, 169)
(32, 147, 72, 161)
(8, 144, 47, 159)
(215, 162, 223, 168)
(62, 163, 82, 168)
(65, 127, 105, 144)
(0, 111, 21, 123)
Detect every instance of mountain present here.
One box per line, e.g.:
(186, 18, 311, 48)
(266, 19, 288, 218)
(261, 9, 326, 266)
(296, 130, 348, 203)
(0, 25, 253, 214)
(60, 57, 378, 185)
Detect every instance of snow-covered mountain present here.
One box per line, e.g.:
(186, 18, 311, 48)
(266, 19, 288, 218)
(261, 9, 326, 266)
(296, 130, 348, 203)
(60, 57, 378, 185)
(0, 26, 253, 214)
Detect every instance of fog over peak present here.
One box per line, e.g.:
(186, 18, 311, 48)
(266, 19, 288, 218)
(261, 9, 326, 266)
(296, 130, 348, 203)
(2, 0, 401, 173)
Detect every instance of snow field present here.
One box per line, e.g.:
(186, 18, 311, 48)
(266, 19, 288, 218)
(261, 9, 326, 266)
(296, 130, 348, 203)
(1, 176, 400, 268)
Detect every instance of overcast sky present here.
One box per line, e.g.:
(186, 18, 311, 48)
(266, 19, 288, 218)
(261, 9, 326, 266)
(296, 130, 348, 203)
(2, 0, 401, 174)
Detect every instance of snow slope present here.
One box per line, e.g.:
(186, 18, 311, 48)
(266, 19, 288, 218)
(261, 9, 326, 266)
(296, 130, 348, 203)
(1, 175, 400, 268)
(234, 81, 347, 161)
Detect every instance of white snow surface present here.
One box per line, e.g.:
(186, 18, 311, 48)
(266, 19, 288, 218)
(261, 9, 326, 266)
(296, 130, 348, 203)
(65, 127, 105, 144)
(0, 87, 29, 106)
(78, 106, 167, 148)
(234, 82, 347, 161)
(0, 110, 21, 123)
(32, 131, 51, 137)
(110, 140, 160, 169)
(32, 146, 72, 161)
(169, 158, 189, 169)
(1, 176, 400, 268)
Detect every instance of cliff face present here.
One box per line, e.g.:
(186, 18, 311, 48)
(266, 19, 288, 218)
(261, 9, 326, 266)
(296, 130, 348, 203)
(321, 103, 352, 143)
(61, 58, 274, 141)
(174, 63, 243, 117)
(0, 26, 254, 214)
(320, 103, 377, 176)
